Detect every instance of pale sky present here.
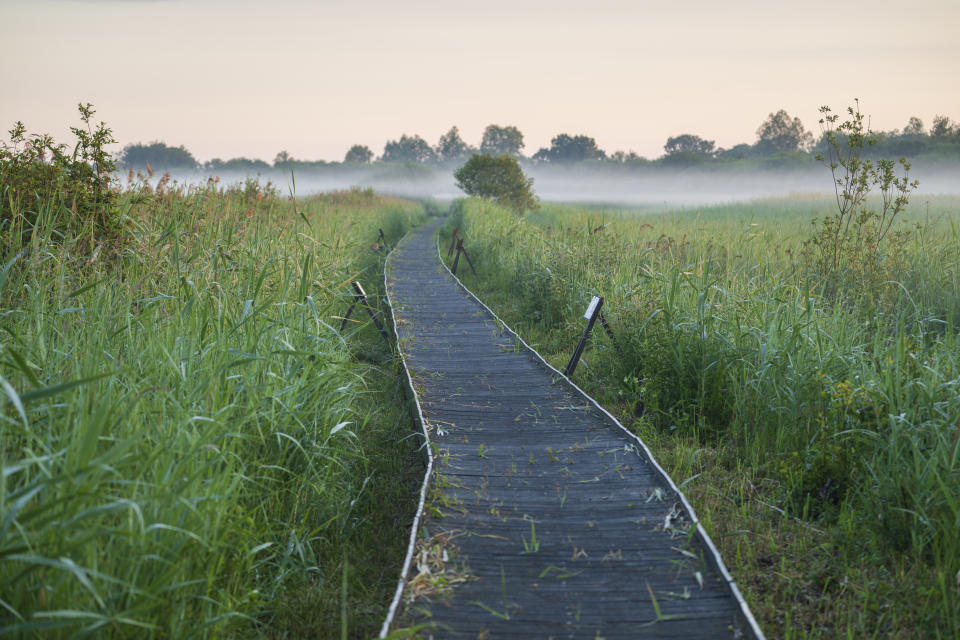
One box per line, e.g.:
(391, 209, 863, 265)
(2, 0, 958, 163)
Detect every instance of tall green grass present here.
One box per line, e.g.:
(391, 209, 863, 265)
(1, 182, 424, 637)
(444, 194, 960, 637)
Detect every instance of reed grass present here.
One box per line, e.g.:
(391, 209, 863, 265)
(1, 181, 425, 637)
(443, 194, 960, 638)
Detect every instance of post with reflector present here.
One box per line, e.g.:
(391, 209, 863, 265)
(564, 295, 603, 377)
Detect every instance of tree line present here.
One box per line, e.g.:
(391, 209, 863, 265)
(117, 110, 960, 171)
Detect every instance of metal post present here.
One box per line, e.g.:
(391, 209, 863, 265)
(564, 295, 603, 377)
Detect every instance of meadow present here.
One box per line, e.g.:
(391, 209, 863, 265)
(0, 176, 426, 637)
(442, 194, 960, 638)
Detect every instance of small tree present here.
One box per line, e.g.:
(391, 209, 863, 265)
(807, 100, 918, 292)
(756, 109, 813, 153)
(344, 144, 373, 163)
(479, 125, 525, 157)
(454, 154, 538, 215)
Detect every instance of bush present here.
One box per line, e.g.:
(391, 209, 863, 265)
(1, 103, 121, 255)
(806, 101, 918, 301)
(454, 153, 539, 215)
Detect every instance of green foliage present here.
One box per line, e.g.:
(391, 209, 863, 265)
(453, 154, 539, 215)
(531, 134, 606, 164)
(807, 101, 918, 298)
(381, 134, 436, 164)
(479, 124, 525, 157)
(118, 141, 197, 169)
(204, 156, 271, 172)
(344, 144, 374, 164)
(902, 116, 925, 136)
(756, 109, 814, 153)
(435, 126, 473, 164)
(930, 114, 957, 139)
(1, 103, 121, 255)
(663, 133, 715, 156)
(0, 183, 425, 637)
(273, 149, 294, 168)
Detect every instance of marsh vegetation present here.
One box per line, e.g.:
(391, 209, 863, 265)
(1, 112, 427, 637)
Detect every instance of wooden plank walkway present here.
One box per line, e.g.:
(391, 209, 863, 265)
(382, 220, 763, 638)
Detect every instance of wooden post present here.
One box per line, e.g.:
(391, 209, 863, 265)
(564, 295, 603, 377)
(448, 227, 459, 258)
(452, 238, 463, 275)
(454, 238, 476, 276)
(339, 281, 392, 347)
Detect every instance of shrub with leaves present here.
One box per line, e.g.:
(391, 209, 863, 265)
(806, 100, 918, 298)
(454, 153, 539, 215)
(1, 103, 120, 254)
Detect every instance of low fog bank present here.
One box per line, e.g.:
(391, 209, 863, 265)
(142, 162, 960, 208)
(530, 164, 960, 206)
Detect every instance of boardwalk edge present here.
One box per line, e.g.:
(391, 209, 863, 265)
(433, 229, 767, 640)
(379, 228, 436, 638)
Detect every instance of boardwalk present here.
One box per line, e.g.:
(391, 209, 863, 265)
(382, 220, 763, 638)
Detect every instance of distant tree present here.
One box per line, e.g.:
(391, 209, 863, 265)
(663, 134, 715, 155)
(344, 144, 373, 163)
(205, 157, 271, 172)
(480, 124, 525, 157)
(756, 109, 813, 153)
(930, 115, 957, 138)
(902, 117, 925, 136)
(273, 150, 293, 167)
(454, 154, 538, 215)
(382, 134, 436, 163)
(436, 126, 472, 163)
(715, 143, 754, 160)
(532, 134, 606, 164)
(609, 150, 642, 163)
(119, 141, 197, 169)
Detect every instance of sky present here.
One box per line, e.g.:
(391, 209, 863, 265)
(1, 0, 958, 164)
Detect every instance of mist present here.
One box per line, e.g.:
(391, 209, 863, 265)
(141, 161, 960, 209)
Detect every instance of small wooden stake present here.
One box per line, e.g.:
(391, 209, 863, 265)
(339, 281, 392, 347)
(452, 238, 476, 276)
(564, 295, 603, 377)
(448, 227, 459, 258)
